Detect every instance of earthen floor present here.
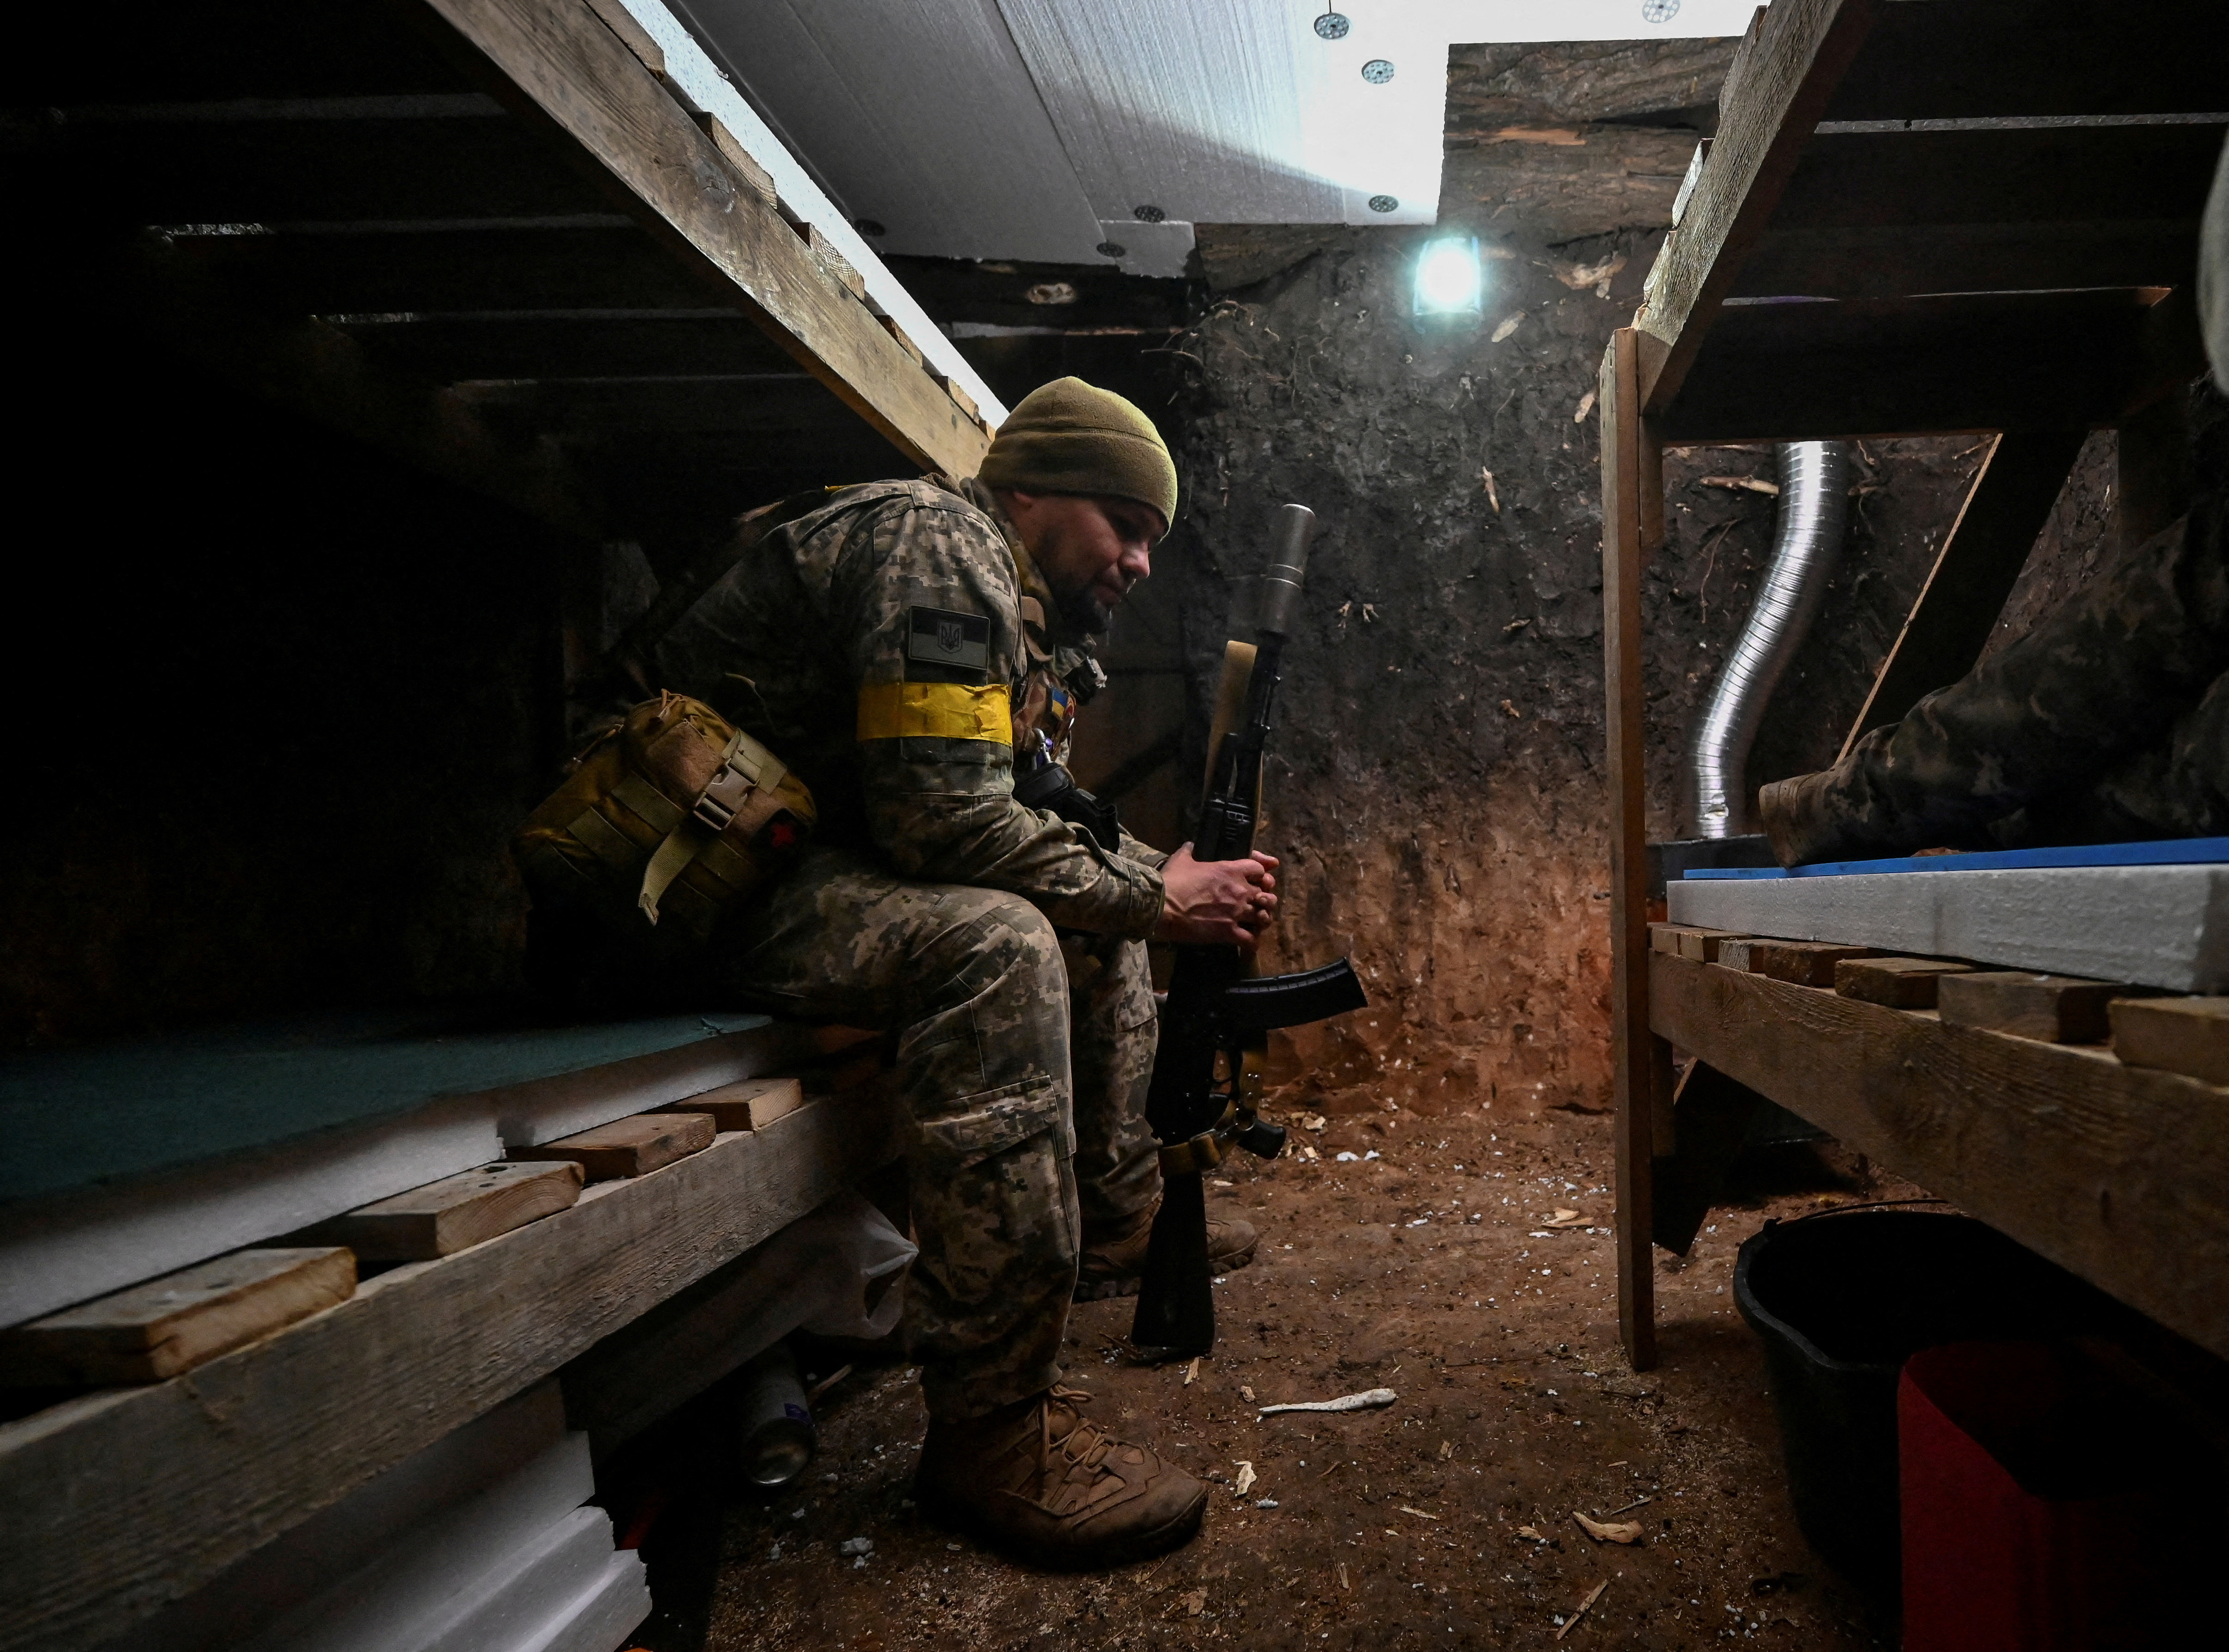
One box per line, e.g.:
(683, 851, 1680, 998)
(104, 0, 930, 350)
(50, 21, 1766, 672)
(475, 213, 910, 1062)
(620, 1101, 1899, 1650)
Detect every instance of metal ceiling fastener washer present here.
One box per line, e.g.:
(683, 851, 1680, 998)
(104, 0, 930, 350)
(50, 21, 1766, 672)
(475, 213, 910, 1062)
(1361, 58, 1395, 84)
(1642, 0, 1682, 22)
(1094, 241, 1126, 259)
(1133, 204, 1166, 223)
(1367, 194, 1398, 214)
(1313, 12, 1350, 39)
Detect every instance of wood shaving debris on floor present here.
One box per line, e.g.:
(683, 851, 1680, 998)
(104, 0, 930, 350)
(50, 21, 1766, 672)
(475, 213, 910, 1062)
(1234, 1461, 1258, 1497)
(1573, 1511, 1643, 1544)
(1555, 1580, 1609, 1640)
(1183, 1357, 1199, 1386)
(1258, 1387, 1396, 1417)
(1398, 1506, 1440, 1521)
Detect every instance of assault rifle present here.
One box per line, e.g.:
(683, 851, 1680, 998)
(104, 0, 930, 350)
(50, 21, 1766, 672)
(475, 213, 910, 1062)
(1132, 504, 1369, 1354)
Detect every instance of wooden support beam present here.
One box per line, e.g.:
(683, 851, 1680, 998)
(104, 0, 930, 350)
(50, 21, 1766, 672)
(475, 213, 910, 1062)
(1820, 0, 2229, 123)
(1659, 288, 2204, 443)
(32, 98, 607, 225)
(410, 0, 989, 475)
(121, 233, 606, 544)
(1599, 328, 1664, 1370)
(1636, 0, 1880, 413)
(333, 310, 800, 383)
(0, 1089, 905, 1652)
(1838, 428, 2087, 757)
(1650, 1062, 1766, 1257)
(1649, 950, 2229, 1362)
(1735, 220, 2201, 304)
(2113, 389, 2194, 555)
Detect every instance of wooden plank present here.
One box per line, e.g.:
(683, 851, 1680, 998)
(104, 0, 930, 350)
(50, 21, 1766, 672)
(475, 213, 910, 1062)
(2113, 390, 2194, 556)
(33, 102, 610, 226)
(1635, 0, 1880, 413)
(2110, 997, 2229, 1088)
(1648, 950, 2229, 1361)
(411, 0, 989, 475)
(700, 116, 776, 207)
(0, 1251, 354, 1388)
(120, 235, 604, 545)
(1739, 940, 1878, 988)
(1767, 123, 2227, 237)
(651, 1076, 804, 1133)
(1676, 928, 1742, 964)
(167, 220, 708, 315)
(1838, 429, 2087, 757)
(1735, 219, 2201, 304)
(334, 310, 801, 383)
(1834, 956, 1974, 1010)
(1820, 0, 2229, 123)
(1937, 972, 2128, 1045)
(0, 1089, 905, 1652)
(518, 1112, 715, 1180)
(1658, 288, 2204, 443)
(1650, 1062, 1766, 1257)
(300, 1161, 584, 1261)
(1598, 328, 1661, 1370)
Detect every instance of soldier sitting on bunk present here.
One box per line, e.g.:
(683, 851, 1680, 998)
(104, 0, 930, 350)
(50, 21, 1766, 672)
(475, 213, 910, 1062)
(641, 380, 1275, 1567)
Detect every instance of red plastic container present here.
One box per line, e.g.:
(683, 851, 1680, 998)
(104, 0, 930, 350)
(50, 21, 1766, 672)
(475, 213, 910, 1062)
(1899, 1340, 2205, 1650)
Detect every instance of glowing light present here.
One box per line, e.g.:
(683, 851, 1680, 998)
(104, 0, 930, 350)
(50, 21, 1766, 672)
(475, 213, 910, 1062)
(1413, 236, 1484, 316)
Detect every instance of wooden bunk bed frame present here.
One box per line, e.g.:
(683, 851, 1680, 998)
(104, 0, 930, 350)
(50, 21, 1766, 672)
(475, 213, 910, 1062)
(1596, 0, 2228, 1369)
(1, 1, 979, 1645)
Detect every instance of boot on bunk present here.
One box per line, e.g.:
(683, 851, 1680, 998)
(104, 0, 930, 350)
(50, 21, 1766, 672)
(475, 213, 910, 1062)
(915, 1384, 1208, 1569)
(1073, 1198, 1259, 1301)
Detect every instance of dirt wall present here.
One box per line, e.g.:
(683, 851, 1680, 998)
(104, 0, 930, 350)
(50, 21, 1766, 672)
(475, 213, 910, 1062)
(1160, 46, 1989, 1120)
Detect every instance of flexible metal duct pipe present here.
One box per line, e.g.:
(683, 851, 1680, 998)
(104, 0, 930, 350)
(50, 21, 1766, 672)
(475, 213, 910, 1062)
(1682, 440, 1851, 837)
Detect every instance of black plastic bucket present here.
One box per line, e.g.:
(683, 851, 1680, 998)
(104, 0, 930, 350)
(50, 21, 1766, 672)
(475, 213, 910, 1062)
(1732, 1209, 2123, 1595)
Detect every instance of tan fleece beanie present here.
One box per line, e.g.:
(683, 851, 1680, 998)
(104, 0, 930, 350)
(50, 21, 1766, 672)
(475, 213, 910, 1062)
(975, 377, 1178, 529)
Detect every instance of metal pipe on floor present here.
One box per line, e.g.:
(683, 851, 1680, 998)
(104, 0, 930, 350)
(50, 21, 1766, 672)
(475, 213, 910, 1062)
(1682, 440, 1851, 837)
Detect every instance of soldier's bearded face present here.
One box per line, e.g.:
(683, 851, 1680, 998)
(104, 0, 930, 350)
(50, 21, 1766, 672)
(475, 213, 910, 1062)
(1002, 491, 1162, 634)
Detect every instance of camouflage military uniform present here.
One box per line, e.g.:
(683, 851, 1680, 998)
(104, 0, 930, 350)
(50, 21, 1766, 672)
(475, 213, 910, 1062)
(650, 476, 1163, 1420)
(1762, 388, 2229, 866)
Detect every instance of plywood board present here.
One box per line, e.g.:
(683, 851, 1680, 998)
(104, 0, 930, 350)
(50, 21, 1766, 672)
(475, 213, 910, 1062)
(1669, 864, 2229, 992)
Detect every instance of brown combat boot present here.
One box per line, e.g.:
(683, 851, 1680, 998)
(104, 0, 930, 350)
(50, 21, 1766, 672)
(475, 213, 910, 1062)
(1075, 1198, 1259, 1301)
(915, 1385, 1208, 1568)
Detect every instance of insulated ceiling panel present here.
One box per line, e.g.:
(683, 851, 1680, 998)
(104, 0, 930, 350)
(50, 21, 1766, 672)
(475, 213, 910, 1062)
(668, 0, 1755, 278)
(669, 0, 1107, 267)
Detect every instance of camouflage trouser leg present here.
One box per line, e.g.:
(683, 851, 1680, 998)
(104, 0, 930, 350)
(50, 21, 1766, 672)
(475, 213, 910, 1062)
(1760, 498, 2229, 866)
(707, 847, 1094, 1421)
(1061, 932, 1162, 1234)
(1999, 665, 2229, 845)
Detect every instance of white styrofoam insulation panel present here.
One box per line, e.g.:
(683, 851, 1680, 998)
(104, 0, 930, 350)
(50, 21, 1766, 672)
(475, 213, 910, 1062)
(655, 0, 1758, 279)
(613, 0, 1012, 422)
(1667, 866, 2229, 993)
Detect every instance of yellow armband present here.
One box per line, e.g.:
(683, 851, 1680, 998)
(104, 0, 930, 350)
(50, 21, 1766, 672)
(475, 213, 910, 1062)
(855, 681, 1013, 745)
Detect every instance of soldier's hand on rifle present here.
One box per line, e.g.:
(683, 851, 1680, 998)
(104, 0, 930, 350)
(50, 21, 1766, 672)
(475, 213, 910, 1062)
(1153, 844, 1280, 946)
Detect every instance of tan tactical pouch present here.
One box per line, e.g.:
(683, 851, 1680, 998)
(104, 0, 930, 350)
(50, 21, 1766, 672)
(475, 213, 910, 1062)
(512, 692, 815, 953)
